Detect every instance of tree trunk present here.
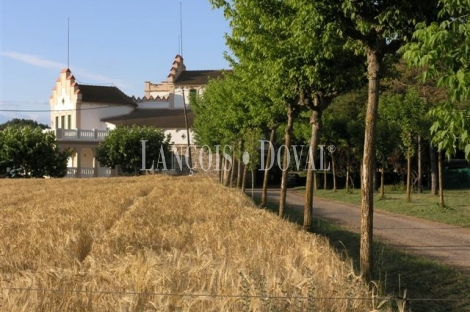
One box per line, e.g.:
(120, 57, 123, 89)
(218, 153, 223, 183)
(227, 156, 234, 187)
(225, 166, 231, 187)
(241, 161, 247, 193)
(346, 151, 351, 193)
(251, 170, 255, 199)
(380, 167, 385, 199)
(230, 147, 237, 188)
(279, 104, 295, 218)
(232, 161, 237, 188)
(261, 129, 275, 208)
(314, 172, 318, 191)
(332, 152, 337, 192)
(438, 151, 445, 208)
(304, 108, 321, 230)
(430, 144, 438, 195)
(237, 140, 243, 189)
(323, 167, 327, 190)
(417, 135, 423, 193)
(360, 48, 380, 282)
(236, 158, 242, 188)
(406, 146, 412, 203)
(223, 157, 228, 186)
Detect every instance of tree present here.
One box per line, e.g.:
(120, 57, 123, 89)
(326, 0, 440, 280)
(380, 88, 427, 202)
(211, 0, 365, 226)
(95, 126, 171, 175)
(403, 0, 470, 205)
(212, 0, 305, 217)
(191, 70, 265, 187)
(382, 60, 447, 194)
(404, 0, 470, 160)
(375, 115, 401, 199)
(324, 90, 367, 193)
(0, 126, 70, 177)
(0, 118, 49, 130)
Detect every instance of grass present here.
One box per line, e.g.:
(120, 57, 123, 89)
(294, 187, 470, 228)
(1, 175, 384, 311)
(256, 196, 470, 312)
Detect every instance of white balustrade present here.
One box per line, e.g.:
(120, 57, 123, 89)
(66, 167, 77, 177)
(66, 167, 111, 178)
(53, 128, 109, 141)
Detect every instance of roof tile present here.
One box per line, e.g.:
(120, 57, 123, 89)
(174, 70, 230, 86)
(102, 109, 193, 128)
(77, 84, 135, 105)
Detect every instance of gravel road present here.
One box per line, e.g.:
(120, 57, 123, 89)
(254, 188, 470, 272)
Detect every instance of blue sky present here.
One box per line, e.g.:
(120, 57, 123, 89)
(0, 0, 231, 125)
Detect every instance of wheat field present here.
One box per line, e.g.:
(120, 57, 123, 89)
(0, 175, 387, 311)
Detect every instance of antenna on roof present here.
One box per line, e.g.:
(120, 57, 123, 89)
(67, 17, 70, 69)
(179, 2, 183, 56)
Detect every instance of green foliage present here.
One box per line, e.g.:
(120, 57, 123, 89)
(323, 90, 367, 153)
(429, 101, 470, 159)
(403, 0, 470, 159)
(0, 126, 70, 177)
(379, 88, 428, 155)
(191, 72, 247, 148)
(0, 118, 49, 130)
(191, 70, 282, 174)
(213, 0, 366, 102)
(95, 126, 171, 174)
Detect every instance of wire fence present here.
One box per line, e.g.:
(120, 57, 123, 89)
(1, 286, 470, 302)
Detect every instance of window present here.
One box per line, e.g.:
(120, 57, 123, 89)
(61, 116, 65, 129)
(55, 116, 59, 129)
(68, 115, 72, 129)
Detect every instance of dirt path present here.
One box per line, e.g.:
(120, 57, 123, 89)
(253, 188, 470, 272)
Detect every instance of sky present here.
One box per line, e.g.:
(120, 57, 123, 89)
(0, 0, 231, 125)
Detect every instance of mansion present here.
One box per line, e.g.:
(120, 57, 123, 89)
(49, 55, 227, 177)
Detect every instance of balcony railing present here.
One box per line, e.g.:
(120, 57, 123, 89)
(51, 128, 109, 141)
(66, 167, 112, 178)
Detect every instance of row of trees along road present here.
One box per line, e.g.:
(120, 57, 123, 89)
(193, 0, 470, 282)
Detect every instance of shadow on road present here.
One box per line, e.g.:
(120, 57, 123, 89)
(247, 190, 470, 312)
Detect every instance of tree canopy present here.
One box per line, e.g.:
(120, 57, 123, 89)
(209, 0, 445, 281)
(0, 118, 49, 130)
(95, 126, 171, 175)
(0, 126, 70, 178)
(404, 0, 470, 159)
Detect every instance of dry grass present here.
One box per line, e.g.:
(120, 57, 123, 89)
(0, 176, 388, 311)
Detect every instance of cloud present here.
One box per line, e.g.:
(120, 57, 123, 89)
(1, 51, 132, 89)
(1, 51, 64, 69)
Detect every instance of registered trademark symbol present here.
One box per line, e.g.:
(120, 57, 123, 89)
(327, 145, 336, 153)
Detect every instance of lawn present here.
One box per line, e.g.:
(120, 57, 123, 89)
(1, 175, 381, 311)
(295, 187, 470, 228)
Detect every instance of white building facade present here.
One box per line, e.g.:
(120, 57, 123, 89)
(50, 55, 227, 177)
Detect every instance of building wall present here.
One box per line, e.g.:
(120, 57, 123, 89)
(166, 128, 195, 146)
(173, 86, 203, 108)
(144, 81, 173, 98)
(79, 103, 134, 130)
(50, 69, 79, 129)
(136, 100, 170, 109)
